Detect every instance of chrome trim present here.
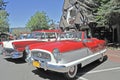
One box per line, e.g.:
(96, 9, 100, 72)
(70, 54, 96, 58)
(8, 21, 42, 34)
(3, 48, 23, 59)
(11, 51, 23, 59)
(3, 48, 14, 53)
(31, 50, 51, 61)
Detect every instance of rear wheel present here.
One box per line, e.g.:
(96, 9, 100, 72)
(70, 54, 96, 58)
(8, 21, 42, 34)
(99, 54, 104, 62)
(64, 65, 78, 79)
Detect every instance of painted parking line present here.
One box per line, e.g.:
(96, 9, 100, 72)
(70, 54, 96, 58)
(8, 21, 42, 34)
(76, 67, 120, 80)
(77, 77, 88, 80)
(86, 67, 120, 74)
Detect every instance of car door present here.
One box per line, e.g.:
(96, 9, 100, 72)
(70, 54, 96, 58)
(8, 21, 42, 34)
(83, 38, 100, 53)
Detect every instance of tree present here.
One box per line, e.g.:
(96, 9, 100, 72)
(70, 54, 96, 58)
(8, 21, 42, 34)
(94, 0, 120, 25)
(94, 0, 120, 43)
(26, 11, 50, 31)
(0, 0, 9, 32)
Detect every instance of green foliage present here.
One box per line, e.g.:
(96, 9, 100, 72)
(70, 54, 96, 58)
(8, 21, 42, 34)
(94, 0, 120, 25)
(0, 0, 9, 32)
(26, 11, 50, 31)
(0, 0, 6, 10)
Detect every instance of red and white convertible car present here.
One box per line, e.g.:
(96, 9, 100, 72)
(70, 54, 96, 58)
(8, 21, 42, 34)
(25, 31, 107, 79)
(2, 30, 60, 60)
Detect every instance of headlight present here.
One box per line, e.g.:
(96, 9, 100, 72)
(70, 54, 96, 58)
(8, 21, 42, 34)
(53, 48, 61, 63)
(25, 46, 30, 54)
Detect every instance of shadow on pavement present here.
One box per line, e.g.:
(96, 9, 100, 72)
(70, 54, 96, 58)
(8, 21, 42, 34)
(32, 68, 65, 80)
(76, 55, 108, 77)
(4, 58, 26, 64)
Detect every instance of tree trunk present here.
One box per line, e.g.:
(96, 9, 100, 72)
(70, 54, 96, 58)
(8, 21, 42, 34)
(117, 24, 120, 44)
(112, 25, 115, 43)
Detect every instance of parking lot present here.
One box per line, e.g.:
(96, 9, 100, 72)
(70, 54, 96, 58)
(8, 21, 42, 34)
(0, 48, 120, 80)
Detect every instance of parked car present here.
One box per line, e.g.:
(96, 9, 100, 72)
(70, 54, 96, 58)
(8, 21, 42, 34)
(25, 31, 107, 79)
(0, 32, 14, 41)
(2, 30, 61, 60)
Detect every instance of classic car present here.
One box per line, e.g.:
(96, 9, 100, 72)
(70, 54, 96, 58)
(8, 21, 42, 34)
(0, 32, 14, 41)
(25, 31, 107, 79)
(2, 30, 61, 60)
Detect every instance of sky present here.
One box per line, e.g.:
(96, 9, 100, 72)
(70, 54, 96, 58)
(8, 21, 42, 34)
(5, 0, 64, 28)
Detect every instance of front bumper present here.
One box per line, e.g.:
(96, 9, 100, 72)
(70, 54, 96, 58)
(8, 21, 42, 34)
(26, 57, 71, 73)
(3, 49, 23, 59)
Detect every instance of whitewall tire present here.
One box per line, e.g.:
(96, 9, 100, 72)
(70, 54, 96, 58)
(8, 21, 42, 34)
(64, 65, 78, 79)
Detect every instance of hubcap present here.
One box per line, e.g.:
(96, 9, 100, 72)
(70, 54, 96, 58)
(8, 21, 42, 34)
(68, 65, 77, 78)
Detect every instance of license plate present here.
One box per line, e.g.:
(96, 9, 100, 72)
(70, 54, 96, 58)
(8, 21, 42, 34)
(32, 61, 40, 68)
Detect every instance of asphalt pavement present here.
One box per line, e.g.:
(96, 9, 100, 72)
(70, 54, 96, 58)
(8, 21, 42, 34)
(0, 48, 120, 80)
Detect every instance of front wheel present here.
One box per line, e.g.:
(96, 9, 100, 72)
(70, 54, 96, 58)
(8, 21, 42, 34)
(64, 65, 78, 79)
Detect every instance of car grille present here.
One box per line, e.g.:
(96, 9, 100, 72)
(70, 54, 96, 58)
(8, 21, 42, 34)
(31, 51, 51, 61)
(4, 48, 14, 53)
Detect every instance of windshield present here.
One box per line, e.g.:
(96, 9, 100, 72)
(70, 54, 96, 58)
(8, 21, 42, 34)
(41, 32, 57, 39)
(58, 32, 82, 41)
(27, 32, 42, 39)
(27, 32, 58, 40)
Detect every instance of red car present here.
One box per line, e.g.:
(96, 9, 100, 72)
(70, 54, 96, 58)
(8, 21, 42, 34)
(2, 30, 61, 60)
(26, 31, 107, 79)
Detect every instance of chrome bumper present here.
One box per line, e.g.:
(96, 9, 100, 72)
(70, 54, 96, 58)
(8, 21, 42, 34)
(0, 49, 3, 55)
(44, 62, 70, 73)
(3, 49, 23, 59)
(26, 57, 71, 73)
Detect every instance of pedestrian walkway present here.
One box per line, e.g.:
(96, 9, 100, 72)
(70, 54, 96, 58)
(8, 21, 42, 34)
(106, 48, 120, 63)
(107, 48, 120, 55)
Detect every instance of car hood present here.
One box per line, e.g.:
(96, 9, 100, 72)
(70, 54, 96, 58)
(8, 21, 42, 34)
(30, 40, 85, 53)
(2, 39, 37, 49)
